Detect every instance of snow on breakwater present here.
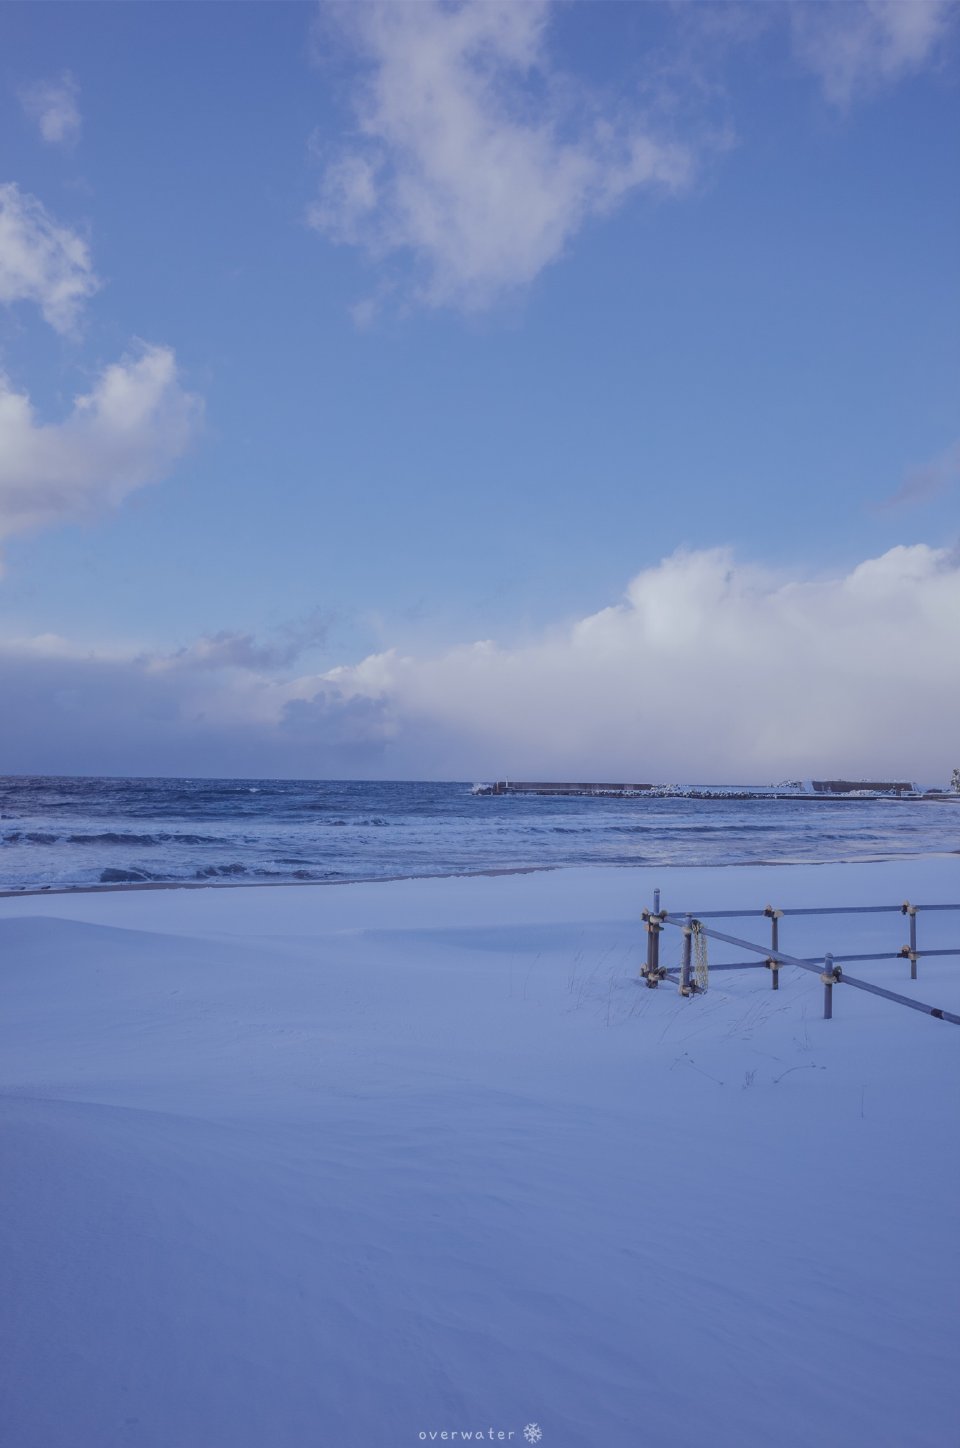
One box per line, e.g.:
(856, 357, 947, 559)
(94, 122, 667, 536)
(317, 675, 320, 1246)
(0, 775, 957, 892)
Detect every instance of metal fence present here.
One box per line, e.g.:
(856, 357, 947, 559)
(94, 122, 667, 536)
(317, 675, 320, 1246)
(640, 888, 960, 1025)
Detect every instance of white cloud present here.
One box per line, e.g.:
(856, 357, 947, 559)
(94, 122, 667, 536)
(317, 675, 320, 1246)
(19, 72, 82, 147)
(309, 0, 693, 310)
(791, 0, 956, 106)
(1, 545, 957, 781)
(0, 182, 98, 332)
(0, 344, 202, 543)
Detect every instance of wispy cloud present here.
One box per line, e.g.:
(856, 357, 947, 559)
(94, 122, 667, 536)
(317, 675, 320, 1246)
(309, 0, 693, 312)
(0, 344, 202, 545)
(790, 0, 956, 106)
(0, 182, 98, 333)
(878, 439, 960, 508)
(1, 546, 956, 779)
(19, 72, 82, 148)
(152, 610, 334, 675)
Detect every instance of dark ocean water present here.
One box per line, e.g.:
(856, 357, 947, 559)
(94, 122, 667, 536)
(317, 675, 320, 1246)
(0, 776, 956, 892)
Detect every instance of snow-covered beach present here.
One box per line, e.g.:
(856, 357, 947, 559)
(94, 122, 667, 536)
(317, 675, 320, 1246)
(1, 856, 958, 1448)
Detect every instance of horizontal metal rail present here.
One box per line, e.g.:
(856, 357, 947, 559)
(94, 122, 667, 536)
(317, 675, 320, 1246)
(826, 974, 960, 1022)
(780, 903, 959, 917)
(701, 960, 768, 971)
(662, 903, 960, 921)
(674, 921, 826, 973)
(703, 944, 955, 967)
(660, 918, 960, 1025)
(663, 950, 959, 972)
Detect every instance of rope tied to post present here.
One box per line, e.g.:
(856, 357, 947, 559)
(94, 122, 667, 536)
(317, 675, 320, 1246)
(692, 919, 709, 992)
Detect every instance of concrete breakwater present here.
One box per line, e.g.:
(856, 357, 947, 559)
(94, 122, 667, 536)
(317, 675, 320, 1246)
(474, 779, 931, 799)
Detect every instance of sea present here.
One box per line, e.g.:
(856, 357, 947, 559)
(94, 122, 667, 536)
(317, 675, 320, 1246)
(0, 776, 955, 893)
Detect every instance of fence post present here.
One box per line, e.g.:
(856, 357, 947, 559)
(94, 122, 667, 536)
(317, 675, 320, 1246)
(900, 901, 918, 980)
(821, 952, 841, 1019)
(679, 916, 693, 996)
(765, 906, 782, 990)
(642, 888, 663, 988)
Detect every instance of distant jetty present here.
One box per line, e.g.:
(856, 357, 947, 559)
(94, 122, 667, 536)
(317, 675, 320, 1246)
(472, 779, 945, 800)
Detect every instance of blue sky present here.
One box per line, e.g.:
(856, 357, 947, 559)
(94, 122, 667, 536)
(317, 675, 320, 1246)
(0, 1, 958, 780)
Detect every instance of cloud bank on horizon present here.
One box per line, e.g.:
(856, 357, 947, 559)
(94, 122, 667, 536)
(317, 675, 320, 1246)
(2, 544, 957, 782)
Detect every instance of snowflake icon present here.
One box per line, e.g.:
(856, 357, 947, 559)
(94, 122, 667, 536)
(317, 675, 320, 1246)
(523, 1426, 542, 1445)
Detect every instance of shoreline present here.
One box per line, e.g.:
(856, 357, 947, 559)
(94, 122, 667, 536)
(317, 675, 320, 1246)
(2, 848, 956, 901)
